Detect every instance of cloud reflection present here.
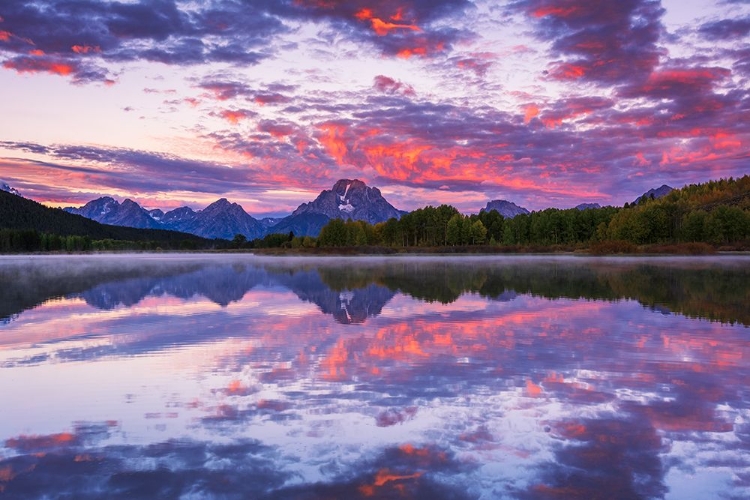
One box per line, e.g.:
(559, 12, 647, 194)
(1, 255, 749, 498)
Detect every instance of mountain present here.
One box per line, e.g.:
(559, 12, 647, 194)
(259, 217, 283, 228)
(1, 180, 21, 197)
(634, 185, 673, 204)
(292, 179, 401, 224)
(272, 179, 402, 237)
(66, 197, 264, 240)
(575, 203, 601, 211)
(0, 189, 208, 244)
(169, 198, 265, 240)
(161, 206, 196, 226)
(481, 200, 530, 219)
(270, 212, 331, 238)
(148, 209, 165, 221)
(65, 197, 162, 230)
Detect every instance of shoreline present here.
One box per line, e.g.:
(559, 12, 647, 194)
(2, 248, 750, 258)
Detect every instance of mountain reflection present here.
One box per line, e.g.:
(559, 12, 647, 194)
(1, 255, 749, 326)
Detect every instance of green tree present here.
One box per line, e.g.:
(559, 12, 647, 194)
(446, 214, 462, 245)
(471, 220, 487, 244)
(318, 219, 347, 247)
(231, 234, 247, 249)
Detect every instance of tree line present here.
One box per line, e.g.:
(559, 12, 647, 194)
(254, 175, 749, 250)
(0, 229, 205, 253)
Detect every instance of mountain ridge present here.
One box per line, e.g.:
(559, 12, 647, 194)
(481, 200, 530, 219)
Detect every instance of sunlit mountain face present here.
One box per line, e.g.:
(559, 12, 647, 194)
(1, 254, 749, 498)
(0, 1, 748, 215)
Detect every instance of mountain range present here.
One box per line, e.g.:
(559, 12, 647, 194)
(4, 178, 671, 240)
(64, 179, 403, 239)
(0, 188, 209, 246)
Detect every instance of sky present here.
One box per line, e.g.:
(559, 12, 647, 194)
(0, 0, 748, 216)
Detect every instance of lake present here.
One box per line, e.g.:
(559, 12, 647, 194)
(0, 254, 749, 499)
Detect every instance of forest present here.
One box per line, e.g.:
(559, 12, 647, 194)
(291, 175, 750, 251)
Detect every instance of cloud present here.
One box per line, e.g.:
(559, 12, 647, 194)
(373, 75, 416, 96)
(619, 67, 731, 100)
(193, 68, 748, 210)
(522, 414, 667, 499)
(451, 52, 495, 77)
(0, 0, 289, 83)
(1, 54, 110, 84)
(699, 17, 750, 40)
(217, 109, 256, 124)
(0, 0, 476, 86)
(516, 0, 665, 86)
(198, 80, 253, 101)
(537, 96, 613, 128)
(0, 434, 291, 499)
(290, 0, 475, 58)
(0, 142, 281, 206)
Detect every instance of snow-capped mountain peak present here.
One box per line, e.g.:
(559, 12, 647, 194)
(0, 180, 21, 197)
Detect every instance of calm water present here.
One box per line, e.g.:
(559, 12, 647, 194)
(1, 254, 749, 499)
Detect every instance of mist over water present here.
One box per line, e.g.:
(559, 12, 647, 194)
(1, 254, 749, 499)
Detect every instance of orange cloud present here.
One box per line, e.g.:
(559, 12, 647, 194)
(370, 17, 421, 36)
(71, 44, 101, 54)
(0, 31, 11, 42)
(5, 432, 77, 451)
(532, 5, 582, 18)
(397, 46, 427, 58)
(3, 58, 75, 76)
(358, 469, 422, 497)
(354, 8, 420, 36)
(317, 122, 349, 165)
(550, 62, 587, 80)
(524, 104, 540, 124)
(355, 8, 374, 20)
(711, 131, 741, 149)
(219, 109, 253, 124)
(526, 379, 544, 397)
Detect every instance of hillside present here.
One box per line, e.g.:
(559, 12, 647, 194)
(605, 175, 750, 245)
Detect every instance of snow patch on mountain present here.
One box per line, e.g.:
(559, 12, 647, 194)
(339, 202, 355, 213)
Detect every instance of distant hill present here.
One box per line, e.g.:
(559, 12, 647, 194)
(0, 190, 208, 244)
(481, 200, 529, 218)
(575, 203, 601, 211)
(634, 185, 673, 205)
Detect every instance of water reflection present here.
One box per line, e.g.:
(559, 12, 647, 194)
(0, 255, 749, 499)
(2, 255, 749, 327)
